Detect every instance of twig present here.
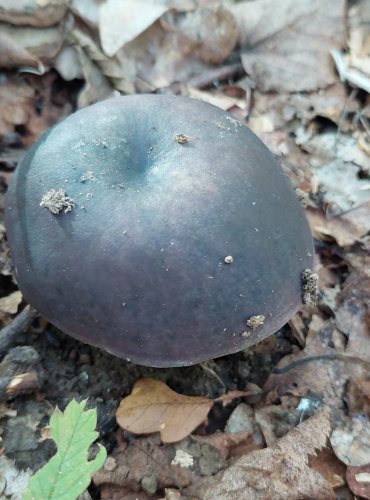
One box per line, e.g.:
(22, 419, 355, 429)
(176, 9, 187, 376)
(331, 49, 370, 93)
(272, 354, 370, 375)
(0, 306, 39, 357)
(189, 63, 244, 89)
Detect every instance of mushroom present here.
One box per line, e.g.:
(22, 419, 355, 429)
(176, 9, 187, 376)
(5, 95, 313, 367)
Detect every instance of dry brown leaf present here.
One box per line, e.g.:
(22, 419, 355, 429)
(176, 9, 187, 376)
(191, 431, 261, 461)
(345, 378, 370, 415)
(299, 132, 370, 215)
(312, 161, 370, 216)
(116, 378, 213, 443)
(264, 316, 370, 408)
(309, 447, 347, 490)
(263, 272, 370, 416)
(70, 22, 137, 94)
(54, 45, 83, 81)
(70, 0, 100, 27)
(73, 46, 113, 108)
(161, 6, 238, 64)
(0, 78, 35, 138)
(187, 87, 246, 112)
(0, 32, 42, 70)
(0, 0, 68, 27)
(70, 4, 234, 94)
(0, 23, 64, 66)
(346, 463, 370, 499)
(306, 204, 370, 247)
(332, 0, 370, 93)
(232, 0, 345, 93)
(99, 0, 169, 57)
(189, 408, 335, 499)
(335, 273, 370, 364)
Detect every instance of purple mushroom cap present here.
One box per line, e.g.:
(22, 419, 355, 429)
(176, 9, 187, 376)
(5, 95, 314, 367)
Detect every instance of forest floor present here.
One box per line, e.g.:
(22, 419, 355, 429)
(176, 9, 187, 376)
(0, 1, 370, 499)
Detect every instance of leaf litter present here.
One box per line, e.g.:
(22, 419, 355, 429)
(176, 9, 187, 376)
(1, 0, 370, 498)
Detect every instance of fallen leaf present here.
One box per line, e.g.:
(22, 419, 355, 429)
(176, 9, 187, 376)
(0, 455, 32, 499)
(335, 273, 370, 364)
(311, 160, 370, 215)
(0, 32, 42, 70)
(188, 408, 335, 499)
(346, 464, 370, 500)
(54, 45, 84, 81)
(70, 21, 137, 94)
(99, 0, 169, 57)
(187, 87, 246, 112)
(348, 0, 370, 71)
(306, 204, 370, 246)
(232, 0, 346, 92)
(192, 431, 262, 461)
(74, 45, 113, 108)
(161, 6, 238, 64)
(332, 48, 370, 94)
(71, 0, 100, 27)
(0, 0, 68, 27)
(116, 378, 213, 443)
(345, 378, 370, 415)
(264, 271, 370, 410)
(309, 446, 347, 490)
(0, 23, 64, 66)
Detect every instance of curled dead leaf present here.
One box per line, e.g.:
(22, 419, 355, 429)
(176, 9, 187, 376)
(0, 0, 68, 27)
(188, 408, 334, 499)
(0, 32, 42, 70)
(346, 464, 370, 499)
(232, 0, 346, 93)
(161, 6, 238, 64)
(99, 0, 169, 57)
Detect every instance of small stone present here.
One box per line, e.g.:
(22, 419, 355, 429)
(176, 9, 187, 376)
(141, 474, 158, 495)
(224, 255, 233, 264)
(103, 456, 117, 471)
(225, 403, 264, 445)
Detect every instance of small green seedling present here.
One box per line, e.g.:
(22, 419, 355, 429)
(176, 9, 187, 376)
(23, 399, 106, 500)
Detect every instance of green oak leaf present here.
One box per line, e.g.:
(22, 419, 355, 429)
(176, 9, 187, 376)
(23, 399, 106, 500)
